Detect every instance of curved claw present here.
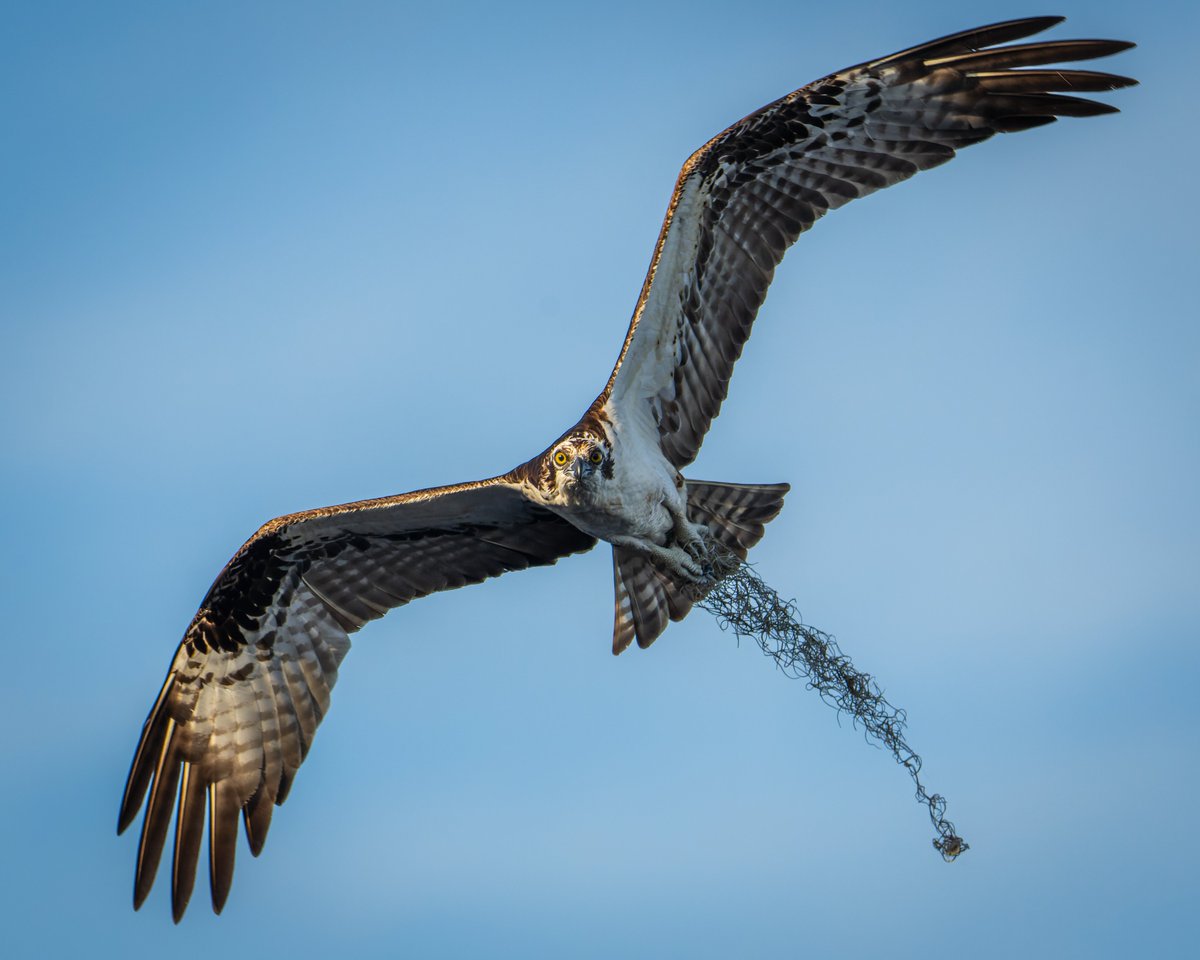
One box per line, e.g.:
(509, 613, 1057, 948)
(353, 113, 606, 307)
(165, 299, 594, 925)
(676, 548, 716, 586)
(677, 552, 706, 582)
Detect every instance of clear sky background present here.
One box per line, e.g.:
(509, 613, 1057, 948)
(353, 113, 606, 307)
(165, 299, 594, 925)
(2, 1, 1196, 957)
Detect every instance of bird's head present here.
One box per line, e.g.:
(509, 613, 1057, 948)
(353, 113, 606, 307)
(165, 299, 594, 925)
(544, 432, 613, 500)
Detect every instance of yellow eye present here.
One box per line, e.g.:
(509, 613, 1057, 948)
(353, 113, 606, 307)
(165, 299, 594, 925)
(589, 449, 603, 464)
(553, 450, 569, 467)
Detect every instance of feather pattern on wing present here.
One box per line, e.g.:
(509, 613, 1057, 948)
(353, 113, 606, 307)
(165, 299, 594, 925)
(117, 477, 595, 920)
(602, 17, 1135, 467)
(119, 16, 1135, 923)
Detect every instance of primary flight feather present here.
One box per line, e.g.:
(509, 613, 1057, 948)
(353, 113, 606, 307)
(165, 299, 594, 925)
(118, 16, 1135, 920)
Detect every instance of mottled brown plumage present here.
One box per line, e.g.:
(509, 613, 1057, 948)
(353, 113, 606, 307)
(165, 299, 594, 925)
(119, 17, 1134, 920)
(601, 17, 1134, 468)
(119, 481, 596, 920)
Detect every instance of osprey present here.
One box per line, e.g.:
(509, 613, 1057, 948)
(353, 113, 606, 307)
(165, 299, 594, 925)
(119, 17, 1135, 920)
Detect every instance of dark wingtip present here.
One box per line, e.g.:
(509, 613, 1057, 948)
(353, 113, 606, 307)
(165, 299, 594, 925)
(208, 781, 238, 916)
(119, 673, 177, 836)
(133, 877, 152, 912)
(1105, 73, 1139, 90)
(242, 793, 274, 858)
(170, 763, 206, 923)
(210, 873, 232, 916)
(276, 769, 295, 804)
(1083, 38, 1138, 59)
(966, 15, 1065, 42)
(210, 869, 231, 916)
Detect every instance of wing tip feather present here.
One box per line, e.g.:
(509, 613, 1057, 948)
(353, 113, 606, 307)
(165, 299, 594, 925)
(243, 789, 275, 858)
(208, 782, 238, 916)
(118, 671, 177, 835)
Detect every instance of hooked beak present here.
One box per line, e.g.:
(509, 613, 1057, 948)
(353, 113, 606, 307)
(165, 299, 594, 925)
(570, 459, 586, 481)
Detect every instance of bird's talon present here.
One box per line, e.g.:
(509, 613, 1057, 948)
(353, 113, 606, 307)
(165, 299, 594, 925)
(673, 553, 705, 582)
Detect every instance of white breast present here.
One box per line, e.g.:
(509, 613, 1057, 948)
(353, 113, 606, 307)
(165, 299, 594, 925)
(579, 399, 682, 545)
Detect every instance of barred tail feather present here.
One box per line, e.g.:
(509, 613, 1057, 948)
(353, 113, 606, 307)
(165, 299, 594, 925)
(611, 480, 788, 654)
(684, 480, 789, 558)
(612, 549, 692, 654)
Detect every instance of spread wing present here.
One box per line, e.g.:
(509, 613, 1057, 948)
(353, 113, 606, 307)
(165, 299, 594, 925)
(602, 16, 1135, 468)
(117, 476, 595, 921)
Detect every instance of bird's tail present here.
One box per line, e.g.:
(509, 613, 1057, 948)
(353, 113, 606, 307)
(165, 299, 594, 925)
(611, 480, 789, 654)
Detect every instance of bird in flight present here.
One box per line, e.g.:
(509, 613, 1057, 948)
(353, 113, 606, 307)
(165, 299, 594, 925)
(118, 17, 1135, 921)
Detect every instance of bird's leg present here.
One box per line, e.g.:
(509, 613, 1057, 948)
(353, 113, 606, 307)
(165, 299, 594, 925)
(676, 519, 710, 562)
(668, 506, 715, 578)
(609, 535, 707, 584)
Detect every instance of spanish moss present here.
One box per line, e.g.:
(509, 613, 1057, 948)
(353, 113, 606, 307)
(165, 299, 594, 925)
(694, 549, 967, 861)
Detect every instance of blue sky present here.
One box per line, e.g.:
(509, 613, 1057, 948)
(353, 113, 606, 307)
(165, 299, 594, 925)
(2, 1, 1196, 956)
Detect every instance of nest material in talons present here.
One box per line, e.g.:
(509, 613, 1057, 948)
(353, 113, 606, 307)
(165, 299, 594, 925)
(694, 539, 968, 862)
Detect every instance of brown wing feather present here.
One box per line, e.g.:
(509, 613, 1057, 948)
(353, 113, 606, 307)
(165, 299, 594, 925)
(118, 476, 596, 920)
(602, 17, 1135, 468)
